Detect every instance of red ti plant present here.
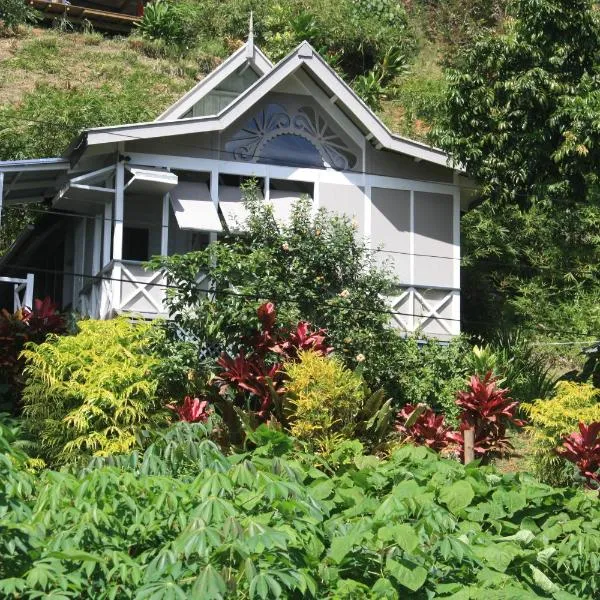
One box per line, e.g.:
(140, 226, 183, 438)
(213, 301, 332, 422)
(395, 404, 451, 451)
(560, 422, 600, 492)
(450, 372, 524, 459)
(168, 396, 211, 423)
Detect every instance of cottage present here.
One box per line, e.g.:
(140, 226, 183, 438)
(0, 36, 470, 339)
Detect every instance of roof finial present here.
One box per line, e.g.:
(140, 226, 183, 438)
(246, 11, 254, 58)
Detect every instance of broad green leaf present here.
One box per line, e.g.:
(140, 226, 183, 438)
(439, 481, 475, 514)
(192, 564, 226, 600)
(377, 524, 419, 553)
(385, 558, 427, 592)
(530, 565, 559, 594)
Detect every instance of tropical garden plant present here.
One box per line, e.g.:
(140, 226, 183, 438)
(524, 381, 600, 486)
(1, 420, 600, 598)
(20, 318, 165, 465)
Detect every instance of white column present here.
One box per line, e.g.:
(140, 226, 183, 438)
(161, 193, 170, 255)
(24, 273, 34, 310)
(363, 185, 372, 249)
(102, 201, 112, 268)
(209, 168, 219, 245)
(409, 190, 415, 333)
(452, 176, 461, 335)
(112, 149, 125, 311)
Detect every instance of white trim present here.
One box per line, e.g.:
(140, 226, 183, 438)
(409, 190, 415, 286)
(126, 154, 458, 195)
(452, 184, 461, 334)
(82, 42, 456, 170)
(0, 172, 3, 229)
(364, 185, 372, 248)
(156, 43, 274, 121)
(0, 158, 69, 173)
(70, 165, 115, 185)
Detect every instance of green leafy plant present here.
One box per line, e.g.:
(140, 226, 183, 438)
(1, 423, 600, 598)
(524, 381, 600, 486)
(284, 350, 365, 444)
(20, 318, 165, 465)
(0, 0, 38, 33)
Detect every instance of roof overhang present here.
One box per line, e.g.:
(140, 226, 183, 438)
(72, 42, 459, 171)
(0, 158, 70, 206)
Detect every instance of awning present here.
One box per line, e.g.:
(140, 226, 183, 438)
(170, 181, 222, 232)
(125, 166, 178, 195)
(268, 189, 305, 226)
(219, 185, 264, 232)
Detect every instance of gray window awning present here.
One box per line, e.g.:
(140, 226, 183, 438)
(170, 181, 222, 232)
(219, 185, 264, 232)
(125, 166, 178, 195)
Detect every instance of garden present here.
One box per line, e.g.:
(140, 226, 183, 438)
(1, 197, 600, 598)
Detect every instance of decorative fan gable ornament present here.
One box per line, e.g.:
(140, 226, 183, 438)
(225, 103, 358, 170)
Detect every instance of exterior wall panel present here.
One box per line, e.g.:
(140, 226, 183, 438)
(318, 183, 365, 237)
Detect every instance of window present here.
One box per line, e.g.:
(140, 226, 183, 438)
(123, 227, 149, 262)
(260, 134, 324, 168)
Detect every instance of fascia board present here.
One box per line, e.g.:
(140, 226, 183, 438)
(156, 44, 274, 122)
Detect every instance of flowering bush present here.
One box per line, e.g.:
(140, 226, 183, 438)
(561, 422, 600, 492)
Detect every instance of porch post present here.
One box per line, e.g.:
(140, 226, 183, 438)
(112, 147, 125, 311)
(209, 168, 219, 245)
(92, 214, 102, 316)
(408, 190, 415, 333)
(102, 201, 112, 268)
(452, 173, 461, 335)
(161, 193, 169, 256)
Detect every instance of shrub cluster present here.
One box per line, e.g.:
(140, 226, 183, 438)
(1, 421, 599, 598)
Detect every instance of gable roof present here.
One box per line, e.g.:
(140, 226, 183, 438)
(155, 42, 274, 121)
(67, 41, 456, 170)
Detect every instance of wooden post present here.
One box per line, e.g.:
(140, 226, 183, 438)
(464, 429, 475, 465)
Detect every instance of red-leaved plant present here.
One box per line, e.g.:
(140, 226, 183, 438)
(395, 404, 452, 451)
(168, 396, 211, 423)
(560, 422, 600, 492)
(449, 372, 524, 458)
(213, 302, 332, 420)
(0, 297, 66, 413)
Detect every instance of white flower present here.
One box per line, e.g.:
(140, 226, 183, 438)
(281, 242, 290, 251)
(356, 353, 366, 363)
(339, 289, 350, 299)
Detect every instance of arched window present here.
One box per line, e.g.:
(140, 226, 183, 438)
(259, 134, 325, 168)
(225, 104, 357, 170)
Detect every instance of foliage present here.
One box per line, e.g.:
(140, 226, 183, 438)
(436, 0, 600, 338)
(212, 302, 332, 435)
(284, 350, 365, 444)
(20, 318, 165, 466)
(523, 381, 600, 486)
(437, 0, 600, 206)
(0, 0, 38, 33)
(150, 196, 408, 399)
(561, 422, 600, 492)
(136, 0, 202, 48)
(452, 373, 524, 460)
(0, 298, 67, 414)
(391, 336, 470, 423)
(395, 403, 452, 452)
(580, 341, 600, 388)
(167, 396, 211, 423)
(2, 424, 600, 598)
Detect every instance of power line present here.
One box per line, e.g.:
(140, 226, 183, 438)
(0, 113, 478, 190)
(1, 261, 597, 340)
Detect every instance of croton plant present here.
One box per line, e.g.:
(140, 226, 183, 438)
(561, 422, 600, 492)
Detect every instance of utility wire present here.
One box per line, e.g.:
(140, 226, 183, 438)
(1, 261, 597, 340)
(0, 113, 478, 190)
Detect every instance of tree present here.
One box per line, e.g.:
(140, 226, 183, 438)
(437, 0, 600, 206)
(435, 0, 600, 337)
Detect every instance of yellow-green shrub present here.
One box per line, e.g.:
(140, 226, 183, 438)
(284, 350, 365, 447)
(523, 381, 600, 486)
(21, 318, 164, 465)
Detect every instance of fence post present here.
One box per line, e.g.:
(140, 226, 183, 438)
(463, 429, 475, 465)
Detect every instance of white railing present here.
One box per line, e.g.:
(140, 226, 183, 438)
(0, 273, 34, 312)
(384, 286, 460, 340)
